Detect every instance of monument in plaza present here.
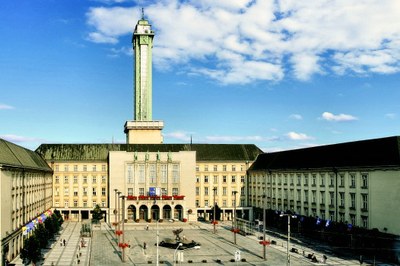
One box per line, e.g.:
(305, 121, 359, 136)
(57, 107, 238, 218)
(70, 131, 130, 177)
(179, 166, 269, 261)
(158, 228, 200, 250)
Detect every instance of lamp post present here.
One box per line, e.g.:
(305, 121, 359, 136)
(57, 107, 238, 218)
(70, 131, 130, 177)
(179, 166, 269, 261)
(232, 190, 238, 244)
(114, 189, 118, 229)
(156, 218, 159, 266)
(120, 195, 126, 262)
(117, 191, 121, 243)
(280, 213, 297, 266)
(173, 243, 183, 266)
(262, 193, 266, 260)
(213, 187, 217, 234)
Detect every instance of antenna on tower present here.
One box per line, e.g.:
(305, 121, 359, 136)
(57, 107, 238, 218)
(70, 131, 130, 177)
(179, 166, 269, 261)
(141, 7, 145, 20)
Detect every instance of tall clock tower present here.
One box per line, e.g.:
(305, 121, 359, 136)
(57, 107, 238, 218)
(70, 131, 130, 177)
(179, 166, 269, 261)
(124, 15, 164, 144)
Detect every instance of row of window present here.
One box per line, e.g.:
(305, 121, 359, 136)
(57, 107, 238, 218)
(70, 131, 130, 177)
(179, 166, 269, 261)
(197, 175, 245, 183)
(54, 164, 107, 172)
(196, 187, 244, 196)
(126, 187, 179, 196)
(54, 187, 107, 197)
(196, 164, 245, 172)
(55, 175, 107, 184)
(54, 201, 106, 208)
(126, 164, 180, 184)
(251, 172, 368, 188)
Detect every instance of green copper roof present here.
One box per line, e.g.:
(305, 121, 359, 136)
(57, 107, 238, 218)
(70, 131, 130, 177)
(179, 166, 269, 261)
(0, 139, 52, 172)
(35, 143, 262, 162)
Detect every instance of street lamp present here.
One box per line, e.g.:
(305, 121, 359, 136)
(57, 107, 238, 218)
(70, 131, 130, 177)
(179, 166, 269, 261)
(262, 193, 266, 260)
(120, 195, 126, 262)
(114, 189, 118, 229)
(212, 187, 217, 234)
(173, 243, 183, 266)
(280, 212, 297, 266)
(232, 190, 238, 244)
(117, 191, 121, 243)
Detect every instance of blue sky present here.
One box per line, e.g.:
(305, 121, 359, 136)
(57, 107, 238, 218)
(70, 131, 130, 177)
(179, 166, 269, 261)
(0, 0, 399, 152)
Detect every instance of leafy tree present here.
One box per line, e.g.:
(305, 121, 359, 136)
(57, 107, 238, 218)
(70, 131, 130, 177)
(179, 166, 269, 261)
(20, 236, 42, 265)
(92, 204, 104, 223)
(35, 223, 49, 249)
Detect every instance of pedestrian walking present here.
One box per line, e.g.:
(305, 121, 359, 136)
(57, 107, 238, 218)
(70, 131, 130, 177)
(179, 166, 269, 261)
(63, 239, 66, 246)
(143, 242, 147, 250)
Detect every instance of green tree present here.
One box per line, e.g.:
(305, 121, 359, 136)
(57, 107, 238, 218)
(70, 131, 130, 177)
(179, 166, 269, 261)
(20, 236, 42, 265)
(92, 204, 104, 223)
(35, 223, 49, 249)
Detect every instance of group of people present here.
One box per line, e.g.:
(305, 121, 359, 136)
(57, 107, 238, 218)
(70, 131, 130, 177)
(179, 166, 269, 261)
(305, 252, 327, 263)
(59, 239, 67, 246)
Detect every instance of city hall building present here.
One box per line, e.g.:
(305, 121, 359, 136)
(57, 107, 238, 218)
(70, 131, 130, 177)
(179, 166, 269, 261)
(247, 136, 400, 236)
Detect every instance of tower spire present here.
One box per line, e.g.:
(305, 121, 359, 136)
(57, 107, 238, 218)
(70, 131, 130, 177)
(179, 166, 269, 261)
(141, 7, 144, 20)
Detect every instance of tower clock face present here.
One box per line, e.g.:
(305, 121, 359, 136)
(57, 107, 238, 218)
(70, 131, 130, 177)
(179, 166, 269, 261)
(137, 25, 151, 34)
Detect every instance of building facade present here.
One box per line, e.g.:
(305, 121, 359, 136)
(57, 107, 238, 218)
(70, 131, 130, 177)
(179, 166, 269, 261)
(0, 139, 53, 265)
(247, 136, 400, 236)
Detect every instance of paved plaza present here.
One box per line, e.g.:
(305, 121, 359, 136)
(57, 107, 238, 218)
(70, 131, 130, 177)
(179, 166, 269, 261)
(11, 221, 395, 265)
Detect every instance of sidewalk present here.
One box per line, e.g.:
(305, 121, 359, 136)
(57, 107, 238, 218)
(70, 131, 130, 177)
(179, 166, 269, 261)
(11, 221, 91, 266)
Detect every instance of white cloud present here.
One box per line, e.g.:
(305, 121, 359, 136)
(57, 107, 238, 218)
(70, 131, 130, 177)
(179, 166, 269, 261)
(321, 112, 358, 122)
(286, 131, 314, 141)
(85, 0, 400, 84)
(0, 104, 14, 110)
(289, 114, 302, 120)
(205, 135, 264, 142)
(0, 134, 44, 143)
(164, 131, 192, 142)
(385, 113, 397, 119)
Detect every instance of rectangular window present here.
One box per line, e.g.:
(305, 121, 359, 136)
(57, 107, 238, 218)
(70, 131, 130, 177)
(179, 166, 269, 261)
(83, 187, 87, 196)
(83, 201, 87, 207)
(241, 176, 245, 183)
(93, 188, 97, 196)
(205, 187, 209, 196)
(223, 176, 227, 183)
(312, 191, 316, 203)
(102, 201, 106, 207)
(297, 174, 301, 185)
(196, 176, 199, 183)
(213, 175, 218, 183)
(83, 165, 87, 171)
(139, 164, 145, 183)
(102, 176, 106, 184)
(149, 164, 156, 183)
(161, 188, 167, 196)
(64, 165, 69, 172)
(93, 176, 97, 184)
(339, 192, 345, 207)
(64, 188, 69, 196)
(330, 174, 334, 186)
(350, 174, 356, 188)
(340, 175, 345, 187)
(64, 176, 68, 183)
(73, 176, 78, 183)
(362, 194, 368, 209)
(312, 174, 316, 186)
(329, 192, 334, 205)
(223, 200, 227, 207)
(92, 165, 96, 172)
(320, 174, 325, 186)
(55, 176, 59, 183)
(232, 165, 236, 171)
(304, 175, 308, 185)
(196, 165, 199, 172)
(205, 200, 209, 207)
(204, 165, 208, 171)
(74, 200, 78, 207)
(83, 176, 87, 183)
(127, 188, 133, 196)
(139, 188, 144, 196)
(196, 187, 200, 196)
(223, 187, 227, 196)
(102, 187, 106, 196)
(102, 165, 106, 171)
(213, 165, 218, 171)
(320, 191, 325, 204)
(127, 165, 134, 184)
(361, 174, 368, 188)
(304, 190, 308, 202)
(223, 165, 227, 171)
(350, 214, 356, 226)
(64, 201, 69, 208)
(204, 176, 209, 183)
(350, 193, 356, 208)
(362, 216, 368, 228)
(297, 190, 301, 201)
(74, 165, 78, 171)
(172, 188, 178, 196)
(231, 176, 236, 183)
(339, 213, 345, 222)
(161, 164, 168, 183)
(73, 188, 78, 196)
(172, 164, 179, 183)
